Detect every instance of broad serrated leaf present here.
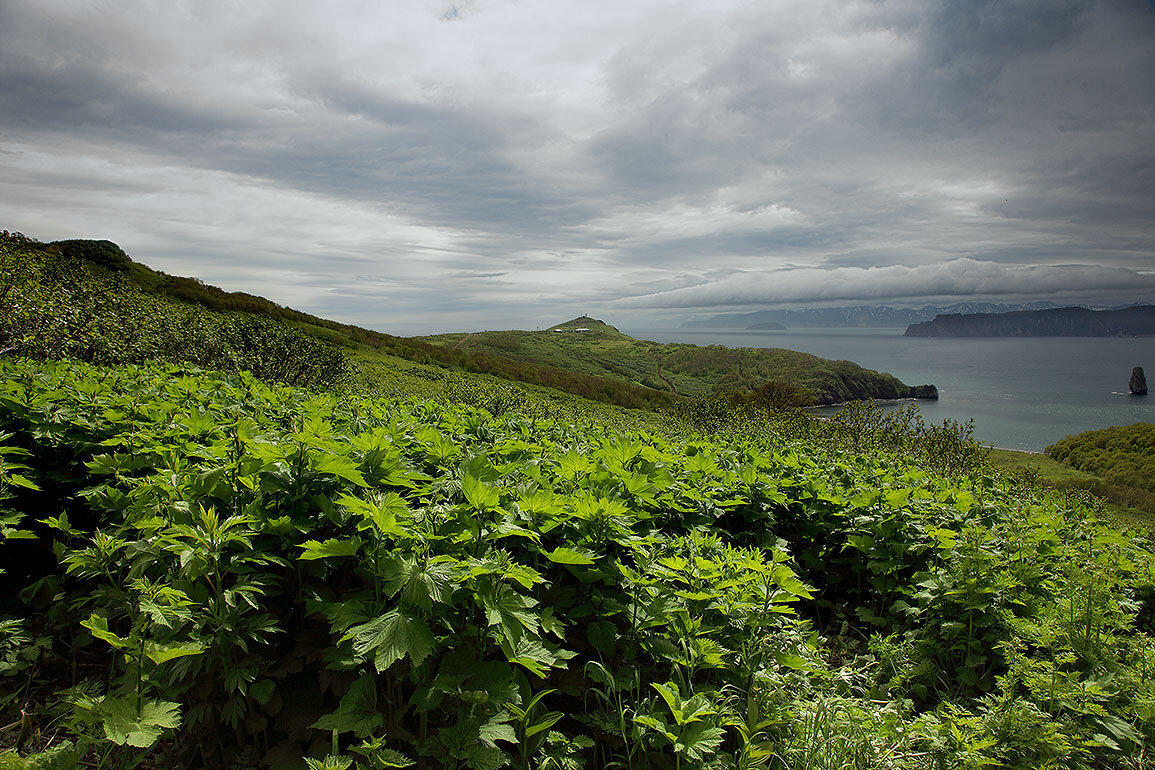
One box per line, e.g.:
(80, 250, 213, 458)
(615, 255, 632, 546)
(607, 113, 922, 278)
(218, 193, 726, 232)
(681, 721, 726, 760)
(6, 474, 39, 490)
(311, 674, 383, 738)
(771, 563, 813, 600)
(381, 554, 456, 613)
(100, 697, 181, 748)
(498, 635, 572, 679)
(298, 537, 363, 561)
(250, 678, 275, 705)
(144, 639, 206, 665)
(478, 583, 539, 642)
(81, 614, 128, 650)
(543, 546, 596, 566)
(478, 713, 517, 747)
(465, 744, 510, 770)
(345, 608, 435, 672)
(462, 474, 500, 511)
(311, 453, 369, 487)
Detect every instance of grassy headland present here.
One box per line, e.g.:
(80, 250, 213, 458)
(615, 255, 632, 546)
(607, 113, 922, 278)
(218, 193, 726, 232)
(420, 316, 937, 406)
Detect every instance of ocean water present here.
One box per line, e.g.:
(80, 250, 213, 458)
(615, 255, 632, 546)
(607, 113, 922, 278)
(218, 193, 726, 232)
(625, 328, 1155, 452)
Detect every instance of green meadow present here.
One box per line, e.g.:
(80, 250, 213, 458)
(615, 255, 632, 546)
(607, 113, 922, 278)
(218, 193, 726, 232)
(2, 232, 1154, 770)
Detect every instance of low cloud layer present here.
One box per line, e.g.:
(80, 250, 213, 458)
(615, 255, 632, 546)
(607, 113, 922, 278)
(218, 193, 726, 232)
(1, 1, 1152, 332)
(617, 259, 1155, 309)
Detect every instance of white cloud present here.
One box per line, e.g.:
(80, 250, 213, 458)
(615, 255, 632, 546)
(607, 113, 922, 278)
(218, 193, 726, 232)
(1, 0, 1152, 332)
(616, 259, 1155, 309)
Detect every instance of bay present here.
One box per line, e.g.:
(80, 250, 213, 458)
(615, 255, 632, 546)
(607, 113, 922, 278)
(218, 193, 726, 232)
(624, 327, 1155, 452)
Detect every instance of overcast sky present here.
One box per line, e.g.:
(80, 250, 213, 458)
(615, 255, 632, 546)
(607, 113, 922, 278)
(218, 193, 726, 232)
(2, 1, 1153, 333)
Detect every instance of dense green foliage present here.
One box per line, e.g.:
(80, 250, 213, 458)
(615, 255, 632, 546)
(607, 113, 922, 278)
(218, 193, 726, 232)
(2, 358, 1154, 769)
(419, 318, 931, 406)
(0, 233, 345, 389)
(1044, 424, 1155, 517)
(4, 228, 1155, 769)
(10, 235, 683, 414)
(987, 449, 1155, 531)
(1047, 424, 1155, 494)
(2, 232, 930, 414)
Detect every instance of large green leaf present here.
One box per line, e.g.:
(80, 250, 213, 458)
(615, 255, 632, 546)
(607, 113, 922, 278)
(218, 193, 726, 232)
(81, 614, 128, 650)
(345, 608, 435, 672)
(312, 453, 370, 487)
(143, 639, 206, 665)
(478, 583, 539, 642)
(543, 546, 596, 566)
(311, 673, 384, 738)
(100, 697, 181, 748)
(298, 537, 363, 561)
(381, 554, 456, 613)
(462, 474, 500, 512)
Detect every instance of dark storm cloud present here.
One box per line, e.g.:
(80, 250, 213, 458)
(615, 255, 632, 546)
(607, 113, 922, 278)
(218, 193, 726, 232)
(0, 0, 1152, 332)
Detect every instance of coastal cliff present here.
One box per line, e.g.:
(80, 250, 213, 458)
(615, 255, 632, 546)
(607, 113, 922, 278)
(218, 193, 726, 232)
(904, 305, 1155, 337)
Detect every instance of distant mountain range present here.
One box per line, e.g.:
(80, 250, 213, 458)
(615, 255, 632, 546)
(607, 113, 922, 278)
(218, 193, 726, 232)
(905, 305, 1155, 337)
(681, 302, 1074, 329)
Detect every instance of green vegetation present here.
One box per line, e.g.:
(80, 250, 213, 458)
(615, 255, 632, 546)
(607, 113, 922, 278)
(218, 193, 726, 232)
(988, 449, 1154, 530)
(2, 229, 1155, 769)
(1047, 423, 1155, 493)
(2, 358, 1153, 769)
(1027, 423, 1155, 525)
(0, 232, 345, 388)
(1, 233, 933, 412)
(420, 317, 932, 406)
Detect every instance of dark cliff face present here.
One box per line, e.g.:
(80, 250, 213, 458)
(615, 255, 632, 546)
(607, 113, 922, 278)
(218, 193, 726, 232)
(904, 306, 1155, 337)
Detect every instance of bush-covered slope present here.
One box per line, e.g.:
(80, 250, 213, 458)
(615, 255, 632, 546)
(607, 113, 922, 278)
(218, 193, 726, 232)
(1043, 423, 1155, 518)
(0, 232, 345, 388)
(3, 231, 937, 410)
(1047, 423, 1155, 493)
(1, 233, 685, 413)
(1, 358, 1153, 769)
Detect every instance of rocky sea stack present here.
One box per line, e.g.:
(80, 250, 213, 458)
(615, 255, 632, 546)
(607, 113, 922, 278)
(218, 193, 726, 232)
(1131, 366, 1148, 396)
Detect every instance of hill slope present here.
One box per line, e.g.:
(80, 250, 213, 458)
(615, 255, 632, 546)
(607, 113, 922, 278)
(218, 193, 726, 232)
(1, 234, 683, 412)
(4, 234, 935, 408)
(421, 316, 938, 405)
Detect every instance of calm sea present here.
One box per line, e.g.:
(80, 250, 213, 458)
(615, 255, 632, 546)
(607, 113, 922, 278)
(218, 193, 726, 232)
(625, 328, 1155, 452)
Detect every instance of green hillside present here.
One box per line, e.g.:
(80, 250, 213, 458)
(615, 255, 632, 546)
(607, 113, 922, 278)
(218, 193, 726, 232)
(420, 317, 936, 405)
(3, 233, 934, 409)
(2, 228, 1154, 770)
(1047, 422, 1155, 493)
(1022, 423, 1155, 521)
(0, 234, 682, 413)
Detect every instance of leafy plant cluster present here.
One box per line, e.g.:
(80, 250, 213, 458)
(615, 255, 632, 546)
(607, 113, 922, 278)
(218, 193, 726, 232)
(0, 233, 345, 388)
(2, 357, 1154, 769)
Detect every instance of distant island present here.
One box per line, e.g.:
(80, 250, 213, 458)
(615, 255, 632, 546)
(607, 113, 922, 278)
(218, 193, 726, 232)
(904, 305, 1155, 337)
(683, 302, 1070, 329)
